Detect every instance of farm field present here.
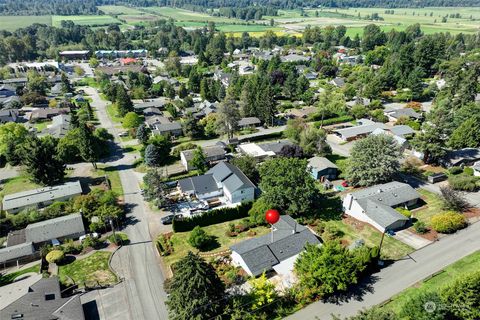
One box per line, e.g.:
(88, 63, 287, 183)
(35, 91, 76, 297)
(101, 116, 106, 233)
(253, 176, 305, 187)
(97, 5, 143, 15)
(140, 6, 244, 24)
(52, 15, 121, 27)
(0, 16, 52, 31)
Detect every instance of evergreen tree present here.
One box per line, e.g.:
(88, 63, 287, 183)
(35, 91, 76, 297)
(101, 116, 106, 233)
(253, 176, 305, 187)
(61, 72, 73, 94)
(136, 124, 151, 145)
(144, 144, 162, 167)
(116, 86, 133, 117)
(78, 123, 99, 169)
(19, 136, 65, 186)
(166, 252, 225, 320)
(448, 115, 480, 149)
(216, 95, 240, 139)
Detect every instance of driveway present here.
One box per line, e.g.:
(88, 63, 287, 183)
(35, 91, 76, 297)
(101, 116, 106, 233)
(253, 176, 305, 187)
(81, 285, 131, 320)
(393, 229, 432, 250)
(0, 165, 20, 183)
(326, 134, 352, 157)
(287, 221, 480, 320)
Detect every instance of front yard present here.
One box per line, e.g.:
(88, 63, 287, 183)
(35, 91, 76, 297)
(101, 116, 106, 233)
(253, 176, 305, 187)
(58, 251, 117, 288)
(161, 218, 270, 267)
(90, 165, 124, 196)
(411, 189, 445, 225)
(0, 174, 40, 201)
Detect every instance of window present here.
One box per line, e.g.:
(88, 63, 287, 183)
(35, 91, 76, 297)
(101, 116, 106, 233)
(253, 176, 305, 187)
(11, 314, 23, 319)
(45, 293, 55, 301)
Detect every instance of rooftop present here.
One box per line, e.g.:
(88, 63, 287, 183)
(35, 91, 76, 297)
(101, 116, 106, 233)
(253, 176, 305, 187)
(207, 161, 255, 193)
(181, 145, 226, 162)
(308, 157, 338, 171)
(25, 213, 86, 244)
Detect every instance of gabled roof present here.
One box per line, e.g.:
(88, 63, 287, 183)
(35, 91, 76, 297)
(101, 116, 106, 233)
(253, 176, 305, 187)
(389, 125, 415, 137)
(473, 161, 480, 171)
(259, 140, 294, 154)
(178, 174, 219, 195)
(238, 117, 261, 127)
(0, 242, 35, 263)
(153, 122, 182, 132)
(25, 213, 85, 243)
(230, 216, 319, 276)
(181, 145, 226, 162)
(207, 161, 255, 193)
(334, 122, 387, 139)
(308, 157, 338, 171)
(443, 148, 480, 166)
(385, 108, 421, 120)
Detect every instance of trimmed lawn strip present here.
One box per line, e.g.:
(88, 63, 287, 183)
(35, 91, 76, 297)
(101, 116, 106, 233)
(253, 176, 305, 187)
(0, 264, 41, 287)
(163, 219, 270, 267)
(106, 104, 123, 124)
(91, 165, 124, 196)
(58, 251, 117, 287)
(385, 250, 480, 314)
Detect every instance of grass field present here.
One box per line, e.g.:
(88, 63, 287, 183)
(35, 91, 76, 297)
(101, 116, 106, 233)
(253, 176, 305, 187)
(52, 15, 121, 27)
(98, 5, 143, 15)
(0, 16, 52, 31)
(385, 250, 480, 313)
(0, 175, 40, 202)
(59, 251, 117, 287)
(141, 6, 244, 24)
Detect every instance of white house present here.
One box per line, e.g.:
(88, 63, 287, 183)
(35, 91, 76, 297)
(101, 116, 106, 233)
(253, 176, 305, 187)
(230, 215, 320, 277)
(342, 182, 420, 232)
(177, 161, 255, 204)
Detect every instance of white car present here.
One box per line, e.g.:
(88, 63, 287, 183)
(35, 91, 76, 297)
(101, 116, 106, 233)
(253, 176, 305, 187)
(79, 233, 99, 242)
(118, 132, 129, 137)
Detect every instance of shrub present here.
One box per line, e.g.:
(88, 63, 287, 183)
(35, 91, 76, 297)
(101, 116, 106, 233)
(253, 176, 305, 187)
(413, 221, 428, 234)
(448, 166, 463, 175)
(322, 224, 344, 241)
(440, 186, 470, 212)
(463, 167, 474, 176)
(82, 236, 99, 250)
(108, 232, 129, 245)
(396, 207, 411, 218)
(188, 226, 214, 250)
(171, 142, 197, 158)
(61, 239, 81, 254)
(430, 211, 467, 234)
(172, 202, 252, 232)
(46, 250, 65, 264)
(313, 115, 354, 128)
(401, 156, 424, 175)
(156, 234, 173, 256)
(448, 174, 479, 191)
(248, 198, 270, 227)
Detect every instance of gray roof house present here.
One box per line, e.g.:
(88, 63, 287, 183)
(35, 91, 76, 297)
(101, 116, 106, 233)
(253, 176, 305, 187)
(152, 122, 183, 137)
(40, 114, 71, 138)
(0, 109, 19, 124)
(230, 215, 320, 276)
(343, 182, 420, 232)
(334, 121, 387, 141)
(389, 125, 415, 137)
(237, 140, 294, 159)
(25, 213, 86, 244)
(385, 108, 421, 121)
(441, 148, 480, 167)
(178, 161, 255, 204)
(238, 117, 261, 129)
(473, 161, 480, 176)
(2, 181, 83, 214)
(0, 242, 35, 264)
(180, 145, 227, 171)
(0, 277, 85, 320)
(329, 77, 346, 88)
(308, 157, 338, 180)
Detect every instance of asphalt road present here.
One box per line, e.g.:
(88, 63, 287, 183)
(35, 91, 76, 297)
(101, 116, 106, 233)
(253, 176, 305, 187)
(287, 221, 480, 320)
(85, 87, 169, 320)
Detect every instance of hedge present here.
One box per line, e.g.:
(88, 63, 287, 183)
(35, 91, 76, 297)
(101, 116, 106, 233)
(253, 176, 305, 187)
(172, 202, 253, 232)
(431, 211, 467, 234)
(313, 115, 354, 128)
(239, 131, 283, 143)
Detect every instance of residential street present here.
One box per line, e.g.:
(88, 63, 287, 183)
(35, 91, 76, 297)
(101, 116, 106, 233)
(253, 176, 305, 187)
(84, 86, 169, 320)
(287, 220, 480, 320)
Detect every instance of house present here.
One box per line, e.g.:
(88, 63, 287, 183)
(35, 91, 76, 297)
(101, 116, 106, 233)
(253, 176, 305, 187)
(152, 122, 183, 137)
(24, 213, 86, 246)
(230, 215, 320, 277)
(59, 50, 90, 60)
(237, 140, 294, 159)
(40, 114, 71, 138)
(281, 54, 311, 63)
(239, 65, 255, 75)
(384, 108, 421, 122)
(334, 119, 387, 141)
(96, 64, 146, 76)
(50, 83, 63, 96)
(145, 116, 172, 128)
(441, 148, 480, 168)
(308, 157, 338, 180)
(120, 57, 137, 65)
(133, 98, 169, 112)
(329, 77, 346, 88)
(238, 117, 261, 129)
(180, 145, 227, 171)
(178, 161, 255, 204)
(2, 181, 83, 214)
(0, 84, 17, 97)
(0, 242, 36, 266)
(371, 128, 409, 150)
(152, 76, 179, 86)
(473, 162, 480, 177)
(142, 107, 163, 117)
(0, 276, 85, 320)
(0, 95, 21, 109)
(0, 109, 19, 124)
(95, 49, 147, 58)
(342, 182, 420, 232)
(30, 108, 69, 122)
(389, 125, 415, 137)
(213, 70, 233, 87)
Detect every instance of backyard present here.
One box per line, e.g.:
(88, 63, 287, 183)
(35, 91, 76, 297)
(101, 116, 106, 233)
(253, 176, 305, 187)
(58, 251, 117, 288)
(162, 218, 270, 267)
(0, 174, 40, 202)
(0, 264, 41, 287)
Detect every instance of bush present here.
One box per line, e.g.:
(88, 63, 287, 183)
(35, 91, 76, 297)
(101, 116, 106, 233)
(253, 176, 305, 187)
(108, 232, 129, 245)
(248, 198, 270, 227)
(82, 236, 99, 250)
(61, 239, 81, 254)
(430, 211, 467, 234)
(396, 207, 411, 218)
(313, 115, 354, 128)
(172, 202, 252, 232)
(188, 226, 214, 250)
(156, 234, 173, 256)
(171, 142, 197, 158)
(463, 167, 474, 176)
(448, 174, 479, 191)
(448, 166, 463, 175)
(413, 221, 428, 234)
(440, 186, 470, 212)
(46, 250, 65, 264)
(321, 224, 344, 241)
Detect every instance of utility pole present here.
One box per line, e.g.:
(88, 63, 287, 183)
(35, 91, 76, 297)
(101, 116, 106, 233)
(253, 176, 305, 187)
(110, 219, 118, 245)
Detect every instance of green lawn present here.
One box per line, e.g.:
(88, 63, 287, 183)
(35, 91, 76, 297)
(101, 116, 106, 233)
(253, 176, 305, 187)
(0, 264, 40, 287)
(52, 15, 121, 27)
(163, 219, 270, 267)
(106, 104, 123, 123)
(91, 165, 124, 196)
(323, 219, 414, 260)
(97, 5, 143, 15)
(141, 6, 244, 24)
(385, 250, 480, 313)
(0, 175, 40, 202)
(58, 251, 117, 287)
(33, 120, 52, 132)
(0, 16, 52, 31)
(412, 189, 447, 226)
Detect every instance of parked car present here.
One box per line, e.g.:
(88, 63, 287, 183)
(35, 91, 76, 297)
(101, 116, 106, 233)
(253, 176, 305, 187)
(79, 232, 99, 242)
(161, 214, 175, 225)
(118, 131, 129, 137)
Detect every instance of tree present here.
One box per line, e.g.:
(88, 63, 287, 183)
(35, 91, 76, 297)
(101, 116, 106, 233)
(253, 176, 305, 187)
(26, 70, 47, 95)
(439, 186, 470, 212)
(178, 84, 188, 98)
(398, 291, 447, 320)
(78, 123, 99, 169)
(295, 242, 363, 299)
(259, 158, 318, 216)
(248, 272, 277, 310)
(144, 144, 162, 167)
(278, 144, 304, 158)
(341, 307, 398, 320)
(143, 169, 167, 208)
(122, 112, 141, 129)
(19, 136, 65, 185)
(448, 115, 480, 149)
(61, 72, 73, 94)
(116, 86, 133, 117)
(0, 123, 29, 158)
(89, 57, 99, 68)
(182, 113, 202, 139)
(284, 118, 307, 143)
(136, 124, 151, 144)
(190, 147, 208, 174)
(230, 155, 259, 184)
(441, 271, 480, 320)
(345, 135, 401, 186)
(216, 95, 240, 139)
(188, 226, 214, 250)
(299, 127, 331, 157)
(199, 113, 218, 138)
(166, 252, 225, 320)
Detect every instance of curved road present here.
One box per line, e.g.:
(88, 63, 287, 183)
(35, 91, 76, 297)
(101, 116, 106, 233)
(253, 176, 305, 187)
(85, 86, 169, 320)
